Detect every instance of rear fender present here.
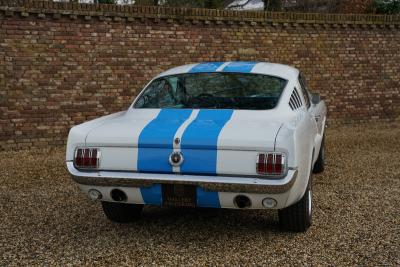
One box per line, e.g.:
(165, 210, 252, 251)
(276, 111, 316, 207)
(66, 111, 126, 161)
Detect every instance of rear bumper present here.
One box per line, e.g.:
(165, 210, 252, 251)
(67, 162, 297, 194)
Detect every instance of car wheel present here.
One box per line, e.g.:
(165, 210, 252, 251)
(313, 135, 325, 174)
(101, 201, 143, 223)
(278, 179, 312, 232)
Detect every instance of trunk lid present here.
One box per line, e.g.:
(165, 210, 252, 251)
(86, 109, 282, 176)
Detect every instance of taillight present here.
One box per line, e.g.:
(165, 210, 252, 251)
(257, 152, 286, 176)
(74, 148, 100, 169)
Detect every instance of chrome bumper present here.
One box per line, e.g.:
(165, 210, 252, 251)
(66, 162, 297, 194)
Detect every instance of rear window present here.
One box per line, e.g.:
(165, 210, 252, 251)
(134, 72, 287, 110)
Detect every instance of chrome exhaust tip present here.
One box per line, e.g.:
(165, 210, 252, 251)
(110, 189, 127, 202)
(234, 195, 251, 209)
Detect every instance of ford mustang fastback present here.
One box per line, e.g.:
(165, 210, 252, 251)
(66, 61, 327, 232)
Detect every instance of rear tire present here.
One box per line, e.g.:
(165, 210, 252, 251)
(313, 136, 325, 174)
(101, 201, 143, 223)
(278, 179, 312, 232)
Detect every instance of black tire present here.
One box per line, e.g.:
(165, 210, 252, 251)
(101, 201, 143, 223)
(278, 180, 312, 232)
(313, 136, 325, 174)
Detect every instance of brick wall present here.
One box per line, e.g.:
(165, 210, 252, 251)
(0, 1, 399, 150)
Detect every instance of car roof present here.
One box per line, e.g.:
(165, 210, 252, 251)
(156, 61, 299, 81)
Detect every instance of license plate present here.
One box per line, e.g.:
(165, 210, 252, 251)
(162, 184, 197, 207)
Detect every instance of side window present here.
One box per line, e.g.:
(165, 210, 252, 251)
(298, 75, 311, 108)
(135, 78, 177, 108)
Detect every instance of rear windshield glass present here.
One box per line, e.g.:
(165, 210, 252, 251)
(134, 72, 287, 110)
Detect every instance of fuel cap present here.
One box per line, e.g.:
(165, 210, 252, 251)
(169, 151, 184, 167)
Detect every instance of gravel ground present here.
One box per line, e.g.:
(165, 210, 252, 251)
(0, 123, 399, 266)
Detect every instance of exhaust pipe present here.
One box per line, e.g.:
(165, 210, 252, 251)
(234, 195, 251, 209)
(110, 189, 127, 202)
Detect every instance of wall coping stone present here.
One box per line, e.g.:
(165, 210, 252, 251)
(1, 0, 400, 27)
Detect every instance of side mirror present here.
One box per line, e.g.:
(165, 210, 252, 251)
(311, 93, 321, 105)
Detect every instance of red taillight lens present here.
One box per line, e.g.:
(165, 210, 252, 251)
(90, 149, 98, 166)
(267, 154, 274, 173)
(275, 154, 283, 173)
(256, 154, 266, 173)
(74, 148, 100, 169)
(257, 153, 286, 176)
(75, 149, 84, 167)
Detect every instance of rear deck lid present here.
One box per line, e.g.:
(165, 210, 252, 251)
(86, 109, 282, 175)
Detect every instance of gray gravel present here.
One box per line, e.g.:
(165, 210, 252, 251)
(1, 124, 399, 266)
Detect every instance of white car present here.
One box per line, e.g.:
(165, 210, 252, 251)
(66, 61, 327, 232)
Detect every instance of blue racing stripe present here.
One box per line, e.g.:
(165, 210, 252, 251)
(197, 188, 220, 208)
(140, 184, 162, 205)
(137, 109, 192, 173)
(222, 61, 258, 73)
(180, 109, 233, 174)
(189, 62, 224, 73)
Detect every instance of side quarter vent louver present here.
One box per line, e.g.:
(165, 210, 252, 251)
(289, 88, 302, 110)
